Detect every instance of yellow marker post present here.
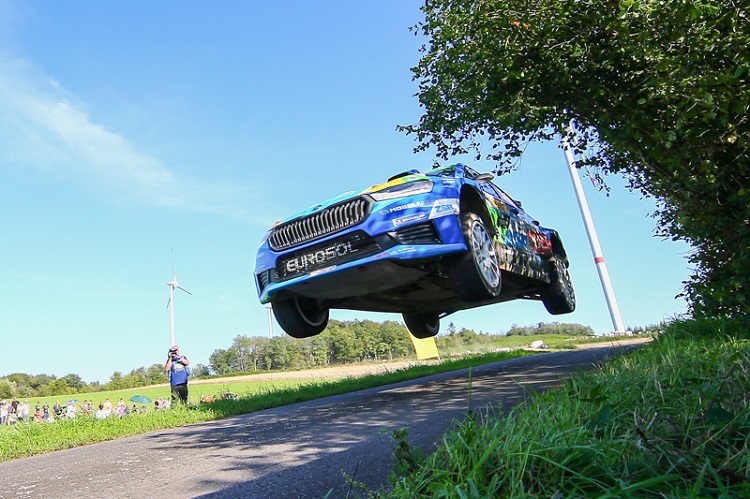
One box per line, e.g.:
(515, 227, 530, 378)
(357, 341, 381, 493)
(409, 334, 440, 360)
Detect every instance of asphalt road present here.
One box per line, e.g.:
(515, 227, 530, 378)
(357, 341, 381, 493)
(0, 343, 644, 499)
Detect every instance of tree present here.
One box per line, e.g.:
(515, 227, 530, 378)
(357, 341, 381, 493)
(107, 372, 127, 390)
(457, 327, 479, 343)
(124, 369, 147, 388)
(0, 380, 12, 399)
(380, 320, 415, 359)
(402, 0, 749, 317)
(447, 322, 457, 336)
(352, 320, 383, 361)
(46, 378, 71, 396)
(310, 331, 333, 366)
(191, 363, 211, 378)
(230, 335, 268, 372)
(264, 337, 293, 370)
(328, 322, 360, 363)
(29, 374, 55, 393)
(60, 373, 85, 392)
(146, 363, 168, 384)
(5, 373, 33, 397)
(209, 348, 237, 376)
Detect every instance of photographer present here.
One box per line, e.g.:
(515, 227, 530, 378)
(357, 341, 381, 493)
(165, 345, 191, 404)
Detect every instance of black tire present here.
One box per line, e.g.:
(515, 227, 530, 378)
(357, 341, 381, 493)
(403, 312, 440, 339)
(450, 212, 502, 301)
(272, 297, 329, 338)
(541, 257, 576, 315)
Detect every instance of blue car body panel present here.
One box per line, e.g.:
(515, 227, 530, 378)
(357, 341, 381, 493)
(254, 163, 568, 316)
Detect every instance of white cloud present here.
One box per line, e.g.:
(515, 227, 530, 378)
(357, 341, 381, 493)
(0, 55, 259, 222)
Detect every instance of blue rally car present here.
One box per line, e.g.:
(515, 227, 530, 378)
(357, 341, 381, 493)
(255, 163, 575, 339)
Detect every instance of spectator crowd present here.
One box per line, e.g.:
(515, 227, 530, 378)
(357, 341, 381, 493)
(0, 396, 171, 425)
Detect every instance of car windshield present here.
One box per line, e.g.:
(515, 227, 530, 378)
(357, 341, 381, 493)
(425, 165, 457, 178)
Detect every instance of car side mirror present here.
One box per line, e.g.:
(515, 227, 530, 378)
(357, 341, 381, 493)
(475, 173, 495, 182)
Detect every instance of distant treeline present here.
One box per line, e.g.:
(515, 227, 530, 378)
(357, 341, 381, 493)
(1, 320, 653, 399)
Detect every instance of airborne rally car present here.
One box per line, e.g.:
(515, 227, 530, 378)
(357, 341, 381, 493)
(255, 163, 575, 339)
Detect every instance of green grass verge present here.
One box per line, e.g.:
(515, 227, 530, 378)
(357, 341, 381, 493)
(0, 350, 535, 462)
(377, 317, 750, 497)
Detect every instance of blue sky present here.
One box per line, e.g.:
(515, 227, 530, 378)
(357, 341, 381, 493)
(0, 1, 692, 383)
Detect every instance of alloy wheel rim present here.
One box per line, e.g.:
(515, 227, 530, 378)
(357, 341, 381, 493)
(471, 222, 500, 287)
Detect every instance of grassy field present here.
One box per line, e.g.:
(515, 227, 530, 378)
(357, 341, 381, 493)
(15, 377, 315, 411)
(376, 318, 750, 497)
(0, 348, 546, 461)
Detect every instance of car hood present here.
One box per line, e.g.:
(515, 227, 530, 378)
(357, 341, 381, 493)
(275, 173, 429, 225)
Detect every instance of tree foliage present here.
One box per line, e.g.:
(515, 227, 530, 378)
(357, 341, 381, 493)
(506, 322, 595, 336)
(207, 320, 416, 375)
(401, 0, 750, 316)
(0, 320, 623, 397)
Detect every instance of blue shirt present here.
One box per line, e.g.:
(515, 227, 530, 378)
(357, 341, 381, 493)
(169, 356, 190, 385)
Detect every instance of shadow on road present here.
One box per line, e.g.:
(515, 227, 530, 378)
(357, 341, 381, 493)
(150, 345, 642, 498)
(0, 343, 645, 498)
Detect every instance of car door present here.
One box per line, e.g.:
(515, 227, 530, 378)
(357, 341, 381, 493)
(477, 180, 541, 278)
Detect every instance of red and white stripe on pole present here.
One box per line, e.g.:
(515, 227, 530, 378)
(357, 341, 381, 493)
(561, 127, 627, 334)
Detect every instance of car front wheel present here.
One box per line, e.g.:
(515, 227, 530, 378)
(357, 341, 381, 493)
(403, 312, 440, 339)
(272, 297, 329, 338)
(541, 257, 576, 315)
(450, 212, 502, 301)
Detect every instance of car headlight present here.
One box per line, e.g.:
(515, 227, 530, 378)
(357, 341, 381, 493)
(369, 179, 433, 201)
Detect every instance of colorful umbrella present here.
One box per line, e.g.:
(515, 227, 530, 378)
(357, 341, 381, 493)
(129, 395, 152, 405)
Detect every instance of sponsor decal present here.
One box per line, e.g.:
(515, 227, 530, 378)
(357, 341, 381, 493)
(429, 198, 459, 219)
(392, 200, 425, 212)
(310, 266, 337, 276)
(283, 240, 355, 275)
(494, 226, 508, 244)
(380, 200, 426, 215)
(393, 212, 427, 227)
(483, 195, 504, 211)
(504, 230, 527, 249)
(499, 220, 529, 250)
(528, 230, 553, 255)
(389, 246, 417, 255)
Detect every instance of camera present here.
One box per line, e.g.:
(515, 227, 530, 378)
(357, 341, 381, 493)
(169, 348, 178, 354)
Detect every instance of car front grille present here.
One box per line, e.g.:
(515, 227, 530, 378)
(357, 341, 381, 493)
(268, 197, 372, 250)
(274, 231, 380, 282)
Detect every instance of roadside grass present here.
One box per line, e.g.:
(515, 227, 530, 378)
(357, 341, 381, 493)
(377, 317, 750, 497)
(0, 349, 537, 461)
(15, 379, 315, 410)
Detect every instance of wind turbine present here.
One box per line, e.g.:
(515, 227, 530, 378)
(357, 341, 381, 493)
(166, 256, 192, 347)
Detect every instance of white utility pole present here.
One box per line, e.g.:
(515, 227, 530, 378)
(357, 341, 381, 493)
(561, 129, 627, 334)
(266, 303, 274, 338)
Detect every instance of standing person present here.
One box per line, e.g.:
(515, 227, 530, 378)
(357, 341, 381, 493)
(165, 345, 190, 404)
(52, 400, 62, 418)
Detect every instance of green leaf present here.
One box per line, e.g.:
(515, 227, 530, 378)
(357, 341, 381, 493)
(706, 406, 733, 425)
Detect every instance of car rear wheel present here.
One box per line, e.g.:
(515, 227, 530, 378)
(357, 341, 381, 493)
(541, 257, 576, 314)
(402, 312, 440, 339)
(450, 212, 502, 301)
(272, 297, 329, 338)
